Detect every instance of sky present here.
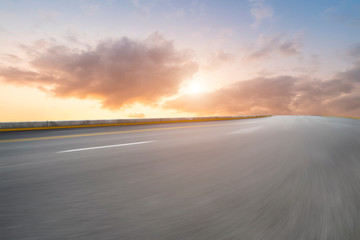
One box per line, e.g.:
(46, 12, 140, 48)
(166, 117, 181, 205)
(0, 0, 360, 121)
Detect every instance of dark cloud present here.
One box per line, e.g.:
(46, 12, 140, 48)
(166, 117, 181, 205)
(248, 34, 302, 60)
(336, 61, 360, 83)
(0, 34, 198, 109)
(165, 62, 360, 117)
(327, 94, 360, 113)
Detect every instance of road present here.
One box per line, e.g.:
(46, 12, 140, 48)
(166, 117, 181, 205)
(1, 115, 360, 239)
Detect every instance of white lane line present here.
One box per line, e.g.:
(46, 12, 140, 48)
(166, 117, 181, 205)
(57, 141, 155, 153)
(228, 126, 261, 134)
(0, 141, 155, 170)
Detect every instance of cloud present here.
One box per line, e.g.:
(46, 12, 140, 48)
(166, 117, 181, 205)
(164, 62, 360, 117)
(249, 0, 274, 28)
(347, 43, 360, 58)
(327, 94, 360, 114)
(165, 8, 186, 18)
(1, 54, 21, 63)
(164, 76, 297, 115)
(211, 50, 234, 62)
(128, 112, 146, 118)
(248, 34, 302, 60)
(1, 32, 359, 118)
(82, 4, 99, 15)
(131, 0, 150, 15)
(38, 10, 60, 21)
(0, 33, 198, 109)
(205, 50, 235, 70)
(79, 0, 101, 15)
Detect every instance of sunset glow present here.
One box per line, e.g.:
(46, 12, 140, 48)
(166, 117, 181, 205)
(183, 81, 205, 95)
(0, 0, 359, 120)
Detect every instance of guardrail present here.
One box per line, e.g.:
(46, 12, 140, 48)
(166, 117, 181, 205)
(0, 115, 271, 131)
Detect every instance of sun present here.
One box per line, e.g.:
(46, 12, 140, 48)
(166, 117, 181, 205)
(184, 81, 204, 94)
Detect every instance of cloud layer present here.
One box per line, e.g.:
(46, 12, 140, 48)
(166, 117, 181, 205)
(165, 61, 360, 117)
(0, 34, 198, 109)
(1, 34, 359, 118)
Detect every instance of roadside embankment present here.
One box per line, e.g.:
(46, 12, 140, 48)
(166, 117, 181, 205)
(0, 115, 271, 131)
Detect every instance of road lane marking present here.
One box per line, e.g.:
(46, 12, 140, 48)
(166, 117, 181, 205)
(0, 141, 156, 170)
(229, 126, 262, 134)
(57, 141, 155, 153)
(0, 120, 266, 143)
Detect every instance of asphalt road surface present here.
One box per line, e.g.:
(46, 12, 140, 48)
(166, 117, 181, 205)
(1, 115, 360, 240)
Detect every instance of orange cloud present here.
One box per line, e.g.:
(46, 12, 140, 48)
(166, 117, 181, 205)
(1, 33, 360, 118)
(165, 62, 360, 117)
(128, 112, 146, 118)
(0, 33, 198, 109)
(165, 76, 296, 115)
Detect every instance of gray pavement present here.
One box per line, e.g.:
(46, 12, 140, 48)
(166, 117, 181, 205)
(1, 116, 360, 239)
